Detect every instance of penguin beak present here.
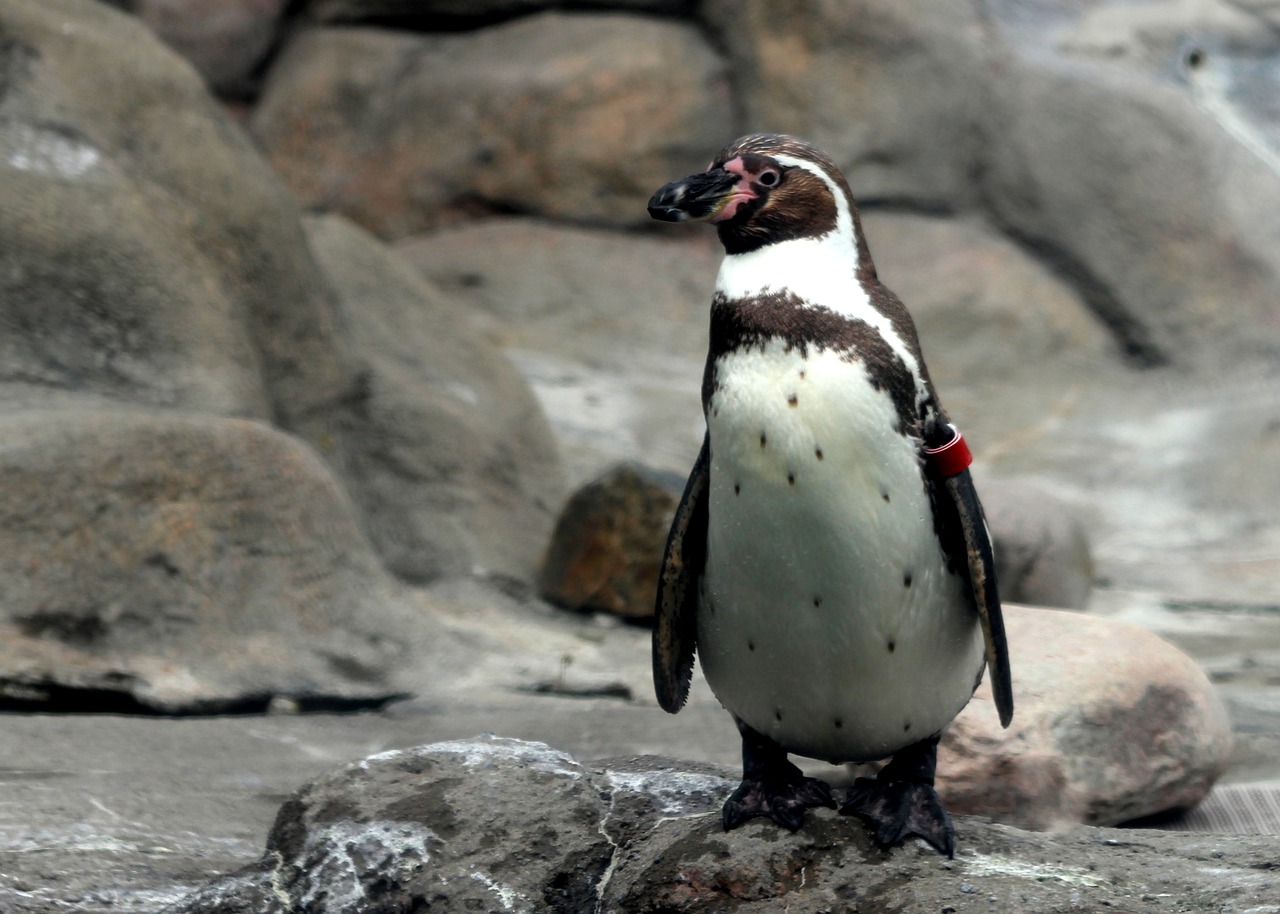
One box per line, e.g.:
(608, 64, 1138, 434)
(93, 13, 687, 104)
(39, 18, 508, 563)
(648, 168, 750, 223)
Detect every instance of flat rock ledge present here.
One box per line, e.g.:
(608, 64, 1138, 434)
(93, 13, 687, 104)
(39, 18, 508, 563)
(170, 737, 1276, 914)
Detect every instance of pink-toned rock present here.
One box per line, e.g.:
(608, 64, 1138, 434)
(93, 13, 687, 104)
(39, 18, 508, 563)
(250, 13, 730, 238)
(937, 605, 1232, 828)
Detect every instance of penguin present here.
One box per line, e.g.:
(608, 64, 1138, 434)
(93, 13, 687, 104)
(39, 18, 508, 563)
(647, 133, 1012, 857)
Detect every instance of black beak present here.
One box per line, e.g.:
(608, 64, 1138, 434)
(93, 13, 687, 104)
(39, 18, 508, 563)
(647, 168, 740, 223)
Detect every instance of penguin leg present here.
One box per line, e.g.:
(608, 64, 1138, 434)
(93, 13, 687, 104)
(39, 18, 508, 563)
(722, 717, 836, 832)
(840, 734, 955, 858)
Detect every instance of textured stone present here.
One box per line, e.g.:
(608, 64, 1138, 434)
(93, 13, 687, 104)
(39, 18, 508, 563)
(539, 463, 681, 620)
(0, 0, 357, 443)
(304, 214, 564, 583)
(116, 0, 289, 95)
(398, 218, 717, 484)
(0, 411, 415, 713)
(251, 14, 731, 237)
(169, 744, 1277, 914)
(938, 606, 1233, 829)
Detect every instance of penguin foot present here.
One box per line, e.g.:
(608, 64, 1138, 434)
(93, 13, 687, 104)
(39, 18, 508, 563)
(840, 777, 955, 857)
(723, 768, 836, 832)
(725, 716, 836, 832)
(839, 734, 955, 857)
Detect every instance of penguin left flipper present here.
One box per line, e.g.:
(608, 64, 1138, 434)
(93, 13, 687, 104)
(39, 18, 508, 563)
(944, 467, 1014, 728)
(653, 434, 710, 713)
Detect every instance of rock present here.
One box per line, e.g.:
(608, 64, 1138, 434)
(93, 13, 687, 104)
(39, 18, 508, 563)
(938, 606, 1233, 829)
(0, 0, 358, 445)
(539, 463, 681, 620)
(979, 2, 1280, 369)
(250, 14, 731, 238)
(0, 410, 417, 713)
(979, 478, 1094, 610)
(303, 214, 564, 584)
(307, 0, 696, 25)
(113, 0, 289, 96)
(169, 741, 1279, 914)
(173, 736, 617, 914)
(397, 218, 716, 484)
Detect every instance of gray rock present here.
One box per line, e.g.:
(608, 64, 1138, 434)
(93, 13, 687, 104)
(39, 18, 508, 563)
(303, 214, 564, 584)
(173, 736, 616, 914)
(0, 0, 359, 448)
(0, 410, 417, 713)
(169, 741, 1278, 914)
(110, 0, 290, 96)
(539, 463, 681, 621)
(308, 0, 696, 24)
(397, 218, 717, 485)
(980, 478, 1094, 610)
(250, 14, 731, 238)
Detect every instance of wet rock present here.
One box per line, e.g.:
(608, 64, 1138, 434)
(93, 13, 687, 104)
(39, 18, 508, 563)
(170, 740, 1278, 914)
(172, 736, 615, 914)
(251, 14, 731, 238)
(113, 0, 289, 96)
(0, 411, 417, 713)
(938, 605, 1233, 829)
(980, 479, 1094, 610)
(303, 214, 564, 584)
(539, 463, 682, 620)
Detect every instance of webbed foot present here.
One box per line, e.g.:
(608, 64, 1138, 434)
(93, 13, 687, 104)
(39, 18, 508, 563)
(723, 717, 836, 832)
(839, 735, 955, 857)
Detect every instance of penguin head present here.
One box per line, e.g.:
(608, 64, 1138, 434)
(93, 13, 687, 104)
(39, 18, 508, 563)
(649, 133, 861, 256)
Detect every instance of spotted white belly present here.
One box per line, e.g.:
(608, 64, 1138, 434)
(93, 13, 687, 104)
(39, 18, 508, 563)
(700, 341, 984, 763)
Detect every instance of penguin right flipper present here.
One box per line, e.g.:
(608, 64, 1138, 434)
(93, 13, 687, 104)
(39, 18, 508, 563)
(653, 434, 710, 713)
(944, 468, 1014, 728)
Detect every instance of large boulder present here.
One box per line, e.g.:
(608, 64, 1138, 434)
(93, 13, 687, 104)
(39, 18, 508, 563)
(938, 606, 1233, 829)
(108, 0, 290, 96)
(304, 214, 564, 583)
(0, 0, 357, 443)
(0, 411, 417, 713)
(170, 739, 1277, 914)
(250, 14, 732, 238)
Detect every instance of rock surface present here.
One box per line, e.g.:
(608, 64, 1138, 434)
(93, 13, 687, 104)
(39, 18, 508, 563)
(304, 214, 564, 583)
(251, 14, 731, 238)
(0, 411, 416, 713)
(112, 0, 289, 96)
(168, 738, 1278, 914)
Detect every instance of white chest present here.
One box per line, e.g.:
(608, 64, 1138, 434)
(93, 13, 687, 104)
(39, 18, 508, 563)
(699, 341, 984, 763)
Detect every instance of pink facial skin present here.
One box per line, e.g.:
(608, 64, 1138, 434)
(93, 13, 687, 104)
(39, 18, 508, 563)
(709, 156, 759, 223)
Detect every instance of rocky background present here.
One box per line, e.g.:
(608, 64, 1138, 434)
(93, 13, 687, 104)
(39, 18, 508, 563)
(2, 0, 1280, 911)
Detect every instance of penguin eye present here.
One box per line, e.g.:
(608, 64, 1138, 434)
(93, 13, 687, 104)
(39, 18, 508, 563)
(757, 169, 781, 188)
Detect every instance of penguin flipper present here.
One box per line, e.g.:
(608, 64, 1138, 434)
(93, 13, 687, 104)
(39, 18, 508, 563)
(653, 434, 710, 713)
(945, 468, 1014, 728)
